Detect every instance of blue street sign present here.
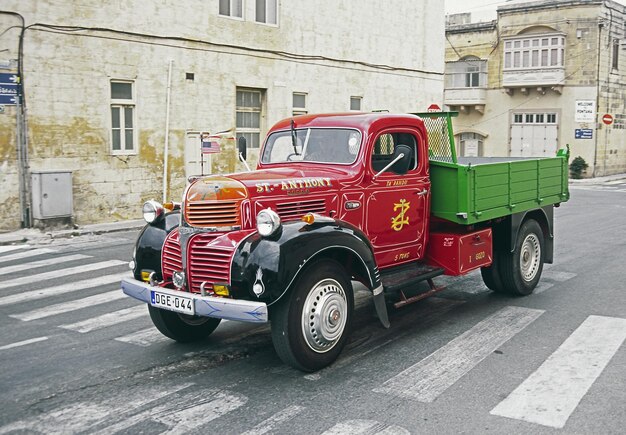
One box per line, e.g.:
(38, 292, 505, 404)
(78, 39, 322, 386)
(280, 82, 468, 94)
(575, 129, 593, 139)
(0, 73, 19, 106)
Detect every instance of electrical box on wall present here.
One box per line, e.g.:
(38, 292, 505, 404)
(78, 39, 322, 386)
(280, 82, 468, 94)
(31, 171, 73, 219)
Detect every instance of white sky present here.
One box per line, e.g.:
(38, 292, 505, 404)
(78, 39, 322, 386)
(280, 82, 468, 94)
(446, 0, 626, 22)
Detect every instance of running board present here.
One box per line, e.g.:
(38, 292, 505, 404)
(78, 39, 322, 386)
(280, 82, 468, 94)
(380, 263, 446, 309)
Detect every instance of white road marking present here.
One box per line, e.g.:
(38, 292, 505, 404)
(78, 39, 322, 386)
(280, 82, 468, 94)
(0, 253, 90, 276)
(321, 420, 410, 435)
(0, 248, 56, 263)
(542, 270, 577, 282)
(533, 282, 555, 295)
(0, 336, 49, 350)
(89, 383, 195, 434)
(10, 290, 126, 321)
(534, 271, 577, 294)
(491, 315, 626, 429)
(0, 260, 127, 290)
(0, 383, 194, 434)
(306, 297, 465, 381)
(0, 272, 130, 307)
(59, 304, 146, 333)
(374, 306, 544, 402)
(0, 245, 30, 254)
(115, 327, 166, 347)
(241, 405, 305, 435)
(155, 389, 248, 433)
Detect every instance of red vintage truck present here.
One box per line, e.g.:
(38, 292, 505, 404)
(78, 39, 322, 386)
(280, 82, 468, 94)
(122, 111, 569, 372)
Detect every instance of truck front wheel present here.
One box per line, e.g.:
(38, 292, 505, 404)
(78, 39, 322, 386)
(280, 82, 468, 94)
(148, 305, 221, 342)
(498, 219, 544, 296)
(271, 260, 354, 372)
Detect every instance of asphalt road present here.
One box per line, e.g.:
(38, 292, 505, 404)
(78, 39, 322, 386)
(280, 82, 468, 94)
(0, 181, 624, 434)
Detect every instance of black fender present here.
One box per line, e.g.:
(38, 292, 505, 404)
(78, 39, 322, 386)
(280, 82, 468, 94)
(492, 205, 554, 264)
(230, 220, 381, 306)
(132, 212, 180, 281)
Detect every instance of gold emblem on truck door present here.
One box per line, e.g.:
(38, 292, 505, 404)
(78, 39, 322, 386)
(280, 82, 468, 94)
(391, 199, 410, 231)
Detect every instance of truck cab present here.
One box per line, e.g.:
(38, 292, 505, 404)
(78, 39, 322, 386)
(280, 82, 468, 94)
(122, 112, 569, 372)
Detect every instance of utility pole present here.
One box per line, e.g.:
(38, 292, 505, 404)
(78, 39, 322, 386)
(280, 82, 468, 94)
(16, 76, 30, 228)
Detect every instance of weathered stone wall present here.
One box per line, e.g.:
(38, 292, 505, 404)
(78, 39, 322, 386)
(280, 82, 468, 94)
(0, 1, 444, 230)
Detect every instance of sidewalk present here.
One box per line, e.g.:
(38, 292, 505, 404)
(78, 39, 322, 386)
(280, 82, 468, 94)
(0, 219, 145, 246)
(569, 172, 626, 184)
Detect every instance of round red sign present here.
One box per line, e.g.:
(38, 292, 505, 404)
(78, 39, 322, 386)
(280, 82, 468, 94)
(427, 104, 441, 112)
(602, 114, 614, 125)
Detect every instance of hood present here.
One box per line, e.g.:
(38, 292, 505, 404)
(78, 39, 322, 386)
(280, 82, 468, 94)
(187, 167, 355, 201)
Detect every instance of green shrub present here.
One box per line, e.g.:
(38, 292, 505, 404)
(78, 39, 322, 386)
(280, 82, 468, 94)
(569, 156, 588, 179)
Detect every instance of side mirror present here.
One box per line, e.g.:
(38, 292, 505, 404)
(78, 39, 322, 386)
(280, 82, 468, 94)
(238, 136, 247, 161)
(391, 144, 412, 175)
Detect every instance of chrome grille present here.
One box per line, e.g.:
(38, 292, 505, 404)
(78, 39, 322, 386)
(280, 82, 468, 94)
(185, 201, 239, 227)
(188, 233, 234, 294)
(276, 198, 326, 220)
(162, 229, 182, 283)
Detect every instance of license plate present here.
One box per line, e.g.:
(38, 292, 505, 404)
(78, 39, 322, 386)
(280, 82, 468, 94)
(150, 290, 195, 315)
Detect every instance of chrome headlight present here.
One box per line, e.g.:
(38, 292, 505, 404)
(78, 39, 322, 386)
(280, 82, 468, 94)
(142, 200, 164, 224)
(256, 209, 281, 237)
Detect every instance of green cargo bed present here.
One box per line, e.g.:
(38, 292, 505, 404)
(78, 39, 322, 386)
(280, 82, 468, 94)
(429, 155, 569, 225)
(413, 111, 570, 226)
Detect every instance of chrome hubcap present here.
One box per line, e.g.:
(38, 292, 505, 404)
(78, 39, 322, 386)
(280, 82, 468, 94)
(302, 279, 348, 353)
(520, 233, 541, 282)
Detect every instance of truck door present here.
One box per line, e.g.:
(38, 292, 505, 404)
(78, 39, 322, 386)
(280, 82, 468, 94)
(365, 128, 430, 268)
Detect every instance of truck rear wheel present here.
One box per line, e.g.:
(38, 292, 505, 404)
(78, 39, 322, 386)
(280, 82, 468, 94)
(148, 305, 221, 343)
(480, 253, 505, 293)
(498, 219, 544, 296)
(271, 259, 354, 372)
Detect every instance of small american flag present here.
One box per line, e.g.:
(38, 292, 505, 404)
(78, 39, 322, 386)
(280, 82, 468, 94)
(201, 134, 221, 154)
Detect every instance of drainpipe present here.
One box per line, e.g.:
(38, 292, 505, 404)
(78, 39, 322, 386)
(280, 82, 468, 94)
(593, 21, 603, 177)
(163, 59, 173, 203)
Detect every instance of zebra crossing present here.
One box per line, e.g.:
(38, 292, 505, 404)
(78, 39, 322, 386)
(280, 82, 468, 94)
(0, 244, 624, 432)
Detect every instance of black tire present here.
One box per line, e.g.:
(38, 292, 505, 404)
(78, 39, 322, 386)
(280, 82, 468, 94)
(271, 259, 354, 372)
(498, 219, 544, 296)
(148, 305, 221, 343)
(480, 252, 506, 293)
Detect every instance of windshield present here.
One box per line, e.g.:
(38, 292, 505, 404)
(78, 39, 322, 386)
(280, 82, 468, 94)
(261, 128, 362, 164)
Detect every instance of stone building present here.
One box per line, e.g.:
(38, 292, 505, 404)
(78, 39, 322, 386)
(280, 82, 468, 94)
(445, 0, 626, 177)
(0, 1, 444, 230)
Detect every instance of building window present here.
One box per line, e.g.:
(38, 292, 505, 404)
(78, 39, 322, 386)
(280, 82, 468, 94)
(444, 58, 487, 88)
(612, 39, 620, 70)
(255, 0, 277, 24)
(219, 0, 243, 19)
(458, 132, 484, 157)
(292, 92, 307, 116)
(504, 35, 565, 70)
(350, 96, 362, 111)
(110, 81, 135, 154)
(236, 88, 263, 149)
(512, 112, 558, 124)
(466, 65, 480, 87)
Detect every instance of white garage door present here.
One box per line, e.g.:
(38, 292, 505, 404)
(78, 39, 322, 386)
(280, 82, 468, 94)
(510, 112, 558, 157)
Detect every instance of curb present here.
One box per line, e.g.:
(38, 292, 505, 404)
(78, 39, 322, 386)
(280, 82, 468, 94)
(0, 220, 146, 246)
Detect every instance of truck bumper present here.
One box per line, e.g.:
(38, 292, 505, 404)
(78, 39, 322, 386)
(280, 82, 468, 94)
(121, 278, 268, 323)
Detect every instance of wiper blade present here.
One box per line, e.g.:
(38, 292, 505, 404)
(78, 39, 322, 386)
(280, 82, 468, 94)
(291, 119, 300, 155)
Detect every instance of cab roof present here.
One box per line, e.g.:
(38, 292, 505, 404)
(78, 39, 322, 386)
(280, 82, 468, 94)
(269, 112, 425, 133)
